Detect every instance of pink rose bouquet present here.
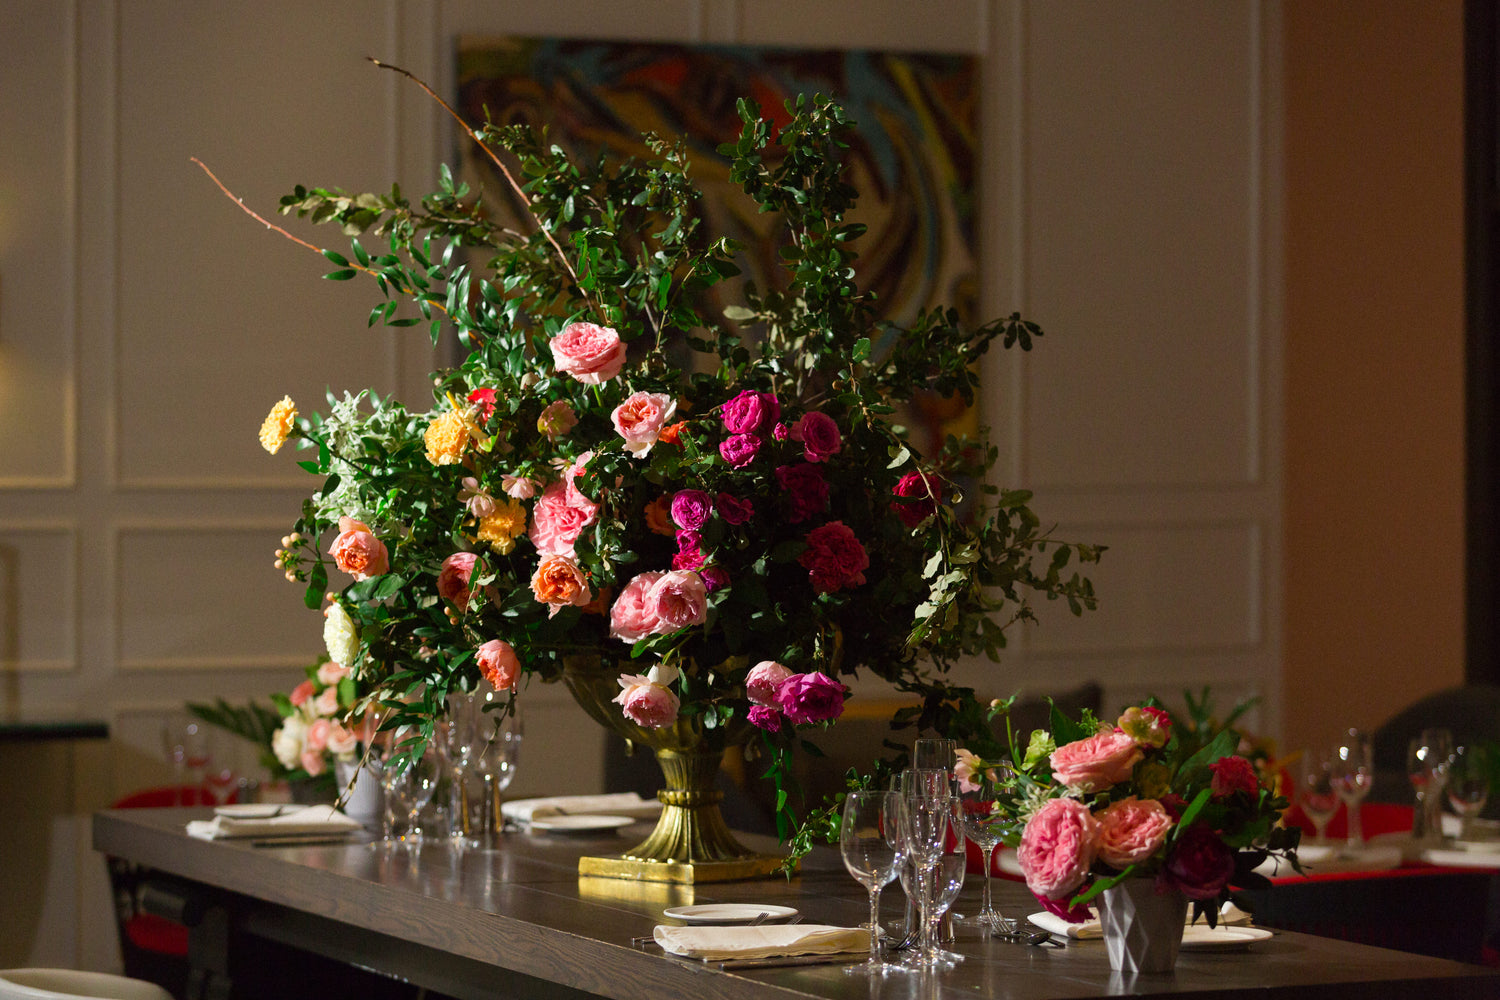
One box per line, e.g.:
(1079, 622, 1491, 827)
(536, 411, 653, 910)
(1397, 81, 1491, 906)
(958, 696, 1298, 925)
(251, 85, 1104, 841)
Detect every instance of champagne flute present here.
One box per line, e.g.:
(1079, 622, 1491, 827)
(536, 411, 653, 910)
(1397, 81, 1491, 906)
(840, 790, 906, 974)
(898, 769, 951, 968)
(1447, 743, 1491, 841)
(925, 800, 967, 966)
(912, 738, 957, 772)
(1409, 728, 1453, 841)
(1331, 728, 1373, 852)
(1300, 751, 1338, 845)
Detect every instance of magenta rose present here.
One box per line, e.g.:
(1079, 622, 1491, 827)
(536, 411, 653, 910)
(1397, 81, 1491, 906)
(890, 471, 942, 529)
(720, 389, 780, 435)
(774, 671, 847, 725)
(745, 660, 794, 706)
(775, 463, 828, 522)
(798, 521, 869, 593)
(529, 480, 596, 557)
(716, 492, 753, 525)
(648, 570, 709, 631)
(670, 490, 714, 530)
(700, 566, 730, 592)
(1095, 797, 1174, 869)
(476, 639, 521, 692)
(329, 517, 389, 581)
(1157, 823, 1236, 901)
(550, 321, 626, 384)
(719, 433, 761, 468)
(1209, 755, 1261, 799)
(437, 552, 479, 606)
(612, 675, 680, 728)
(748, 705, 783, 732)
(1017, 797, 1102, 902)
(671, 531, 706, 571)
(611, 391, 676, 457)
(791, 411, 842, 463)
(1049, 731, 1144, 793)
(608, 571, 664, 643)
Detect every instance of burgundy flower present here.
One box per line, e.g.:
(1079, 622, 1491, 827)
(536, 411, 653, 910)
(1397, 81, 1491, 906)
(748, 705, 783, 732)
(716, 492, 754, 525)
(1157, 823, 1236, 901)
(890, 471, 942, 529)
(1209, 755, 1261, 799)
(791, 411, 842, 463)
(775, 463, 828, 523)
(797, 521, 869, 593)
(699, 566, 730, 592)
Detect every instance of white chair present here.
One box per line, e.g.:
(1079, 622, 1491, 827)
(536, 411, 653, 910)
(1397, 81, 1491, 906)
(0, 970, 173, 1000)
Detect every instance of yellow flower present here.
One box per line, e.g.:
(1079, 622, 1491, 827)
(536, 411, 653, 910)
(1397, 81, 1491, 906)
(258, 396, 297, 454)
(423, 410, 469, 465)
(476, 497, 528, 554)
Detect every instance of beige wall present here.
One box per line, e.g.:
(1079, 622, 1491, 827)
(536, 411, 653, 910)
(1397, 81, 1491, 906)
(1282, 1, 1467, 753)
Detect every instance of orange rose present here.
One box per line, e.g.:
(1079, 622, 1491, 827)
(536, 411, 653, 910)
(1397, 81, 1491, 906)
(530, 555, 592, 617)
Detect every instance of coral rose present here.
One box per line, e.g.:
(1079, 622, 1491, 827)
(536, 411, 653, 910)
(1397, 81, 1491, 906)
(745, 660, 793, 706)
(437, 552, 479, 607)
(773, 671, 847, 725)
(476, 639, 521, 692)
(1017, 797, 1102, 902)
(644, 496, 675, 536)
(1049, 731, 1144, 793)
(550, 321, 626, 384)
(612, 391, 676, 457)
(530, 555, 592, 617)
(1095, 797, 1174, 869)
(791, 411, 842, 463)
(329, 517, 389, 581)
(797, 521, 869, 593)
(289, 680, 316, 707)
(609, 571, 664, 643)
(325, 723, 359, 760)
(647, 570, 709, 632)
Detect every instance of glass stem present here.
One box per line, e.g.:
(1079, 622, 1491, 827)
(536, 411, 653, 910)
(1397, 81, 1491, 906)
(868, 887, 881, 961)
(982, 844, 996, 918)
(1346, 801, 1362, 847)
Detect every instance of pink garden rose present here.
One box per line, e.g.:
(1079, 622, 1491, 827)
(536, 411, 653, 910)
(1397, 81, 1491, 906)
(325, 723, 359, 759)
(670, 490, 714, 530)
(775, 463, 828, 522)
(529, 481, 596, 557)
(550, 321, 626, 384)
(718, 432, 761, 468)
(774, 671, 847, 725)
(609, 572, 664, 643)
(1157, 823, 1236, 901)
(1095, 797, 1174, 869)
(612, 391, 676, 457)
(300, 747, 327, 777)
(745, 660, 793, 706)
(476, 639, 521, 692)
(329, 517, 389, 581)
(613, 674, 680, 728)
(305, 718, 331, 754)
(748, 705, 782, 732)
(791, 411, 842, 463)
(537, 400, 578, 440)
(1017, 797, 1101, 902)
(648, 570, 709, 632)
(1049, 731, 1144, 793)
(798, 521, 869, 593)
(313, 686, 340, 718)
(719, 390, 780, 435)
(289, 679, 316, 707)
(562, 451, 602, 519)
(1209, 755, 1261, 799)
(501, 473, 539, 499)
(316, 661, 348, 686)
(890, 471, 942, 529)
(437, 552, 479, 606)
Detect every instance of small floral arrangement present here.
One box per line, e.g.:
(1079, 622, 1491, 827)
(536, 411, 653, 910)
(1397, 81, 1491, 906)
(216, 65, 1104, 838)
(960, 697, 1299, 924)
(268, 653, 375, 780)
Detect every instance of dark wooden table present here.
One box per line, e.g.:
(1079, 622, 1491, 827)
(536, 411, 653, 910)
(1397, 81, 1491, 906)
(93, 808, 1500, 1000)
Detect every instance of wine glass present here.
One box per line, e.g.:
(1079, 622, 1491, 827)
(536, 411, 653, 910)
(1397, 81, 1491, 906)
(898, 769, 952, 968)
(1299, 751, 1338, 845)
(1446, 743, 1491, 841)
(1408, 728, 1453, 841)
(1331, 728, 1373, 852)
(957, 773, 1008, 936)
(464, 706, 522, 848)
(161, 714, 209, 805)
(839, 790, 906, 974)
(912, 739, 957, 772)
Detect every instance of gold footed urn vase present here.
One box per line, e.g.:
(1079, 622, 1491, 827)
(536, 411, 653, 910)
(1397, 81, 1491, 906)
(562, 654, 790, 883)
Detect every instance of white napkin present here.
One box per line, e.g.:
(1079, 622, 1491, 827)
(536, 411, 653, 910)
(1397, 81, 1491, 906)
(1027, 900, 1252, 940)
(185, 804, 363, 840)
(501, 792, 661, 823)
(653, 923, 868, 961)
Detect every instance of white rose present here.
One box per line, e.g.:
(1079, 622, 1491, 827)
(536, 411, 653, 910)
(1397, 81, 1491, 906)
(323, 602, 359, 668)
(271, 716, 309, 771)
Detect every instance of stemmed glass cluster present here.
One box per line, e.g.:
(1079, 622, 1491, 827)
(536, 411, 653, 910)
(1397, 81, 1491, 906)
(1330, 728, 1373, 854)
(1408, 727, 1452, 842)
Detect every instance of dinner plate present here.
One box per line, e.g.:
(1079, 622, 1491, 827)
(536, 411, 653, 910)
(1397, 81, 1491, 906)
(662, 903, 799, 924)
(1178, 925, 1273, 951)
(528, 814, 635, 834)
(214, 804, 291, 819)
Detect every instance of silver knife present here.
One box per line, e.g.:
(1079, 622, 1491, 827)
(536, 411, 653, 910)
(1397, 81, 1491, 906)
(715, 953, 864, 971)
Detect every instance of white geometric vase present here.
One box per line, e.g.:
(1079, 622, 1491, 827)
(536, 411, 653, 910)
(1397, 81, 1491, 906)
(1097, 878, 1189, 973)
(334, 758, 383, 830)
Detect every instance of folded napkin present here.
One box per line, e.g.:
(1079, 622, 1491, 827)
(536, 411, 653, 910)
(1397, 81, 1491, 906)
(1027, 900, 1252, 940)
(501, 792, 661, 824)
(185, 805, 363, 840)
(653, 923, 868, 961)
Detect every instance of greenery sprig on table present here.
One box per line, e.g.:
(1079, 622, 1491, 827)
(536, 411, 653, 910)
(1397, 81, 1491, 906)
(210, 62, 1102, 852)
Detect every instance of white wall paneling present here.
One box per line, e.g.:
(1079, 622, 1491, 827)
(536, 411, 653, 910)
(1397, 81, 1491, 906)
(0, 523, 79, 674)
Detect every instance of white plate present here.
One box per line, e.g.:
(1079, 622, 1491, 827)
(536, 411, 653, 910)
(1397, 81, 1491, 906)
(528, 814, 635, 834)
(213, 804, 290, 819)
(1179, 925, 1273, 951)
(662, 903, 799, 924)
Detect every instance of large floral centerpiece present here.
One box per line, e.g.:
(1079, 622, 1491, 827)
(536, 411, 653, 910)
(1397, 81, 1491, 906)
(957, 697, 1298, 927)
(228, 65, 1101, 874)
